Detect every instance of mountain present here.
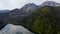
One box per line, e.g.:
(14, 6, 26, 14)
(0, 10, 9, 20)
(0, 3, 38, 30)
(8, 8, 23, 18)
(0, 24, 34, 34)
(3, 6, 60, 34)
(0, 10, 10, 29)
(18, 6, 60, 34)
(0, 1, 60, 34)
(3, 1, 60, 18)
(7, 3, 38, 18)
(0, 10, 10, 13)
(20, 3, 38, 12)
(42, 1, 60, 6)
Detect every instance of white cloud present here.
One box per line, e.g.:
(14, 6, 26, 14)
(6, 0, 30, 10)
(0, 3, 5, 9)
(0, 0, 60, 10)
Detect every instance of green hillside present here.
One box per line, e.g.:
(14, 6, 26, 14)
(23, 6, 60, 34)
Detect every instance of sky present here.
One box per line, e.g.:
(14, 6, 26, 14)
(0, 0, 60, 10)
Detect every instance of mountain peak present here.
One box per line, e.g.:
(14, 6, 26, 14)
(42, 1, 60, 6)
(21, 3, 38, 12)
(24, 3, 37, 6)
(22, 3, 38, 8)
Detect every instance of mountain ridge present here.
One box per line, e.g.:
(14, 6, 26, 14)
(0, 1, 60, 34)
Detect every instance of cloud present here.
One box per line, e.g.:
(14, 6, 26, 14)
(1, 0, 33, 10)
(0, 0, 60, 10)
(5, 0, 30, 10)
(0, 0, 47, 10)
(0, 3, 5, 9)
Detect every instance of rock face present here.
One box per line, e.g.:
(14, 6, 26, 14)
(0, 24, 34, 34)
(42, 1, 60, 6)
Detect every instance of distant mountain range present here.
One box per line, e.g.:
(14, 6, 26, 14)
(0, 1, 60, 13)
(6, 1, 60, 18)
(0, 1, 60, 34)
(0, 10, 10, 13)
(0, 1, 60, 27)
